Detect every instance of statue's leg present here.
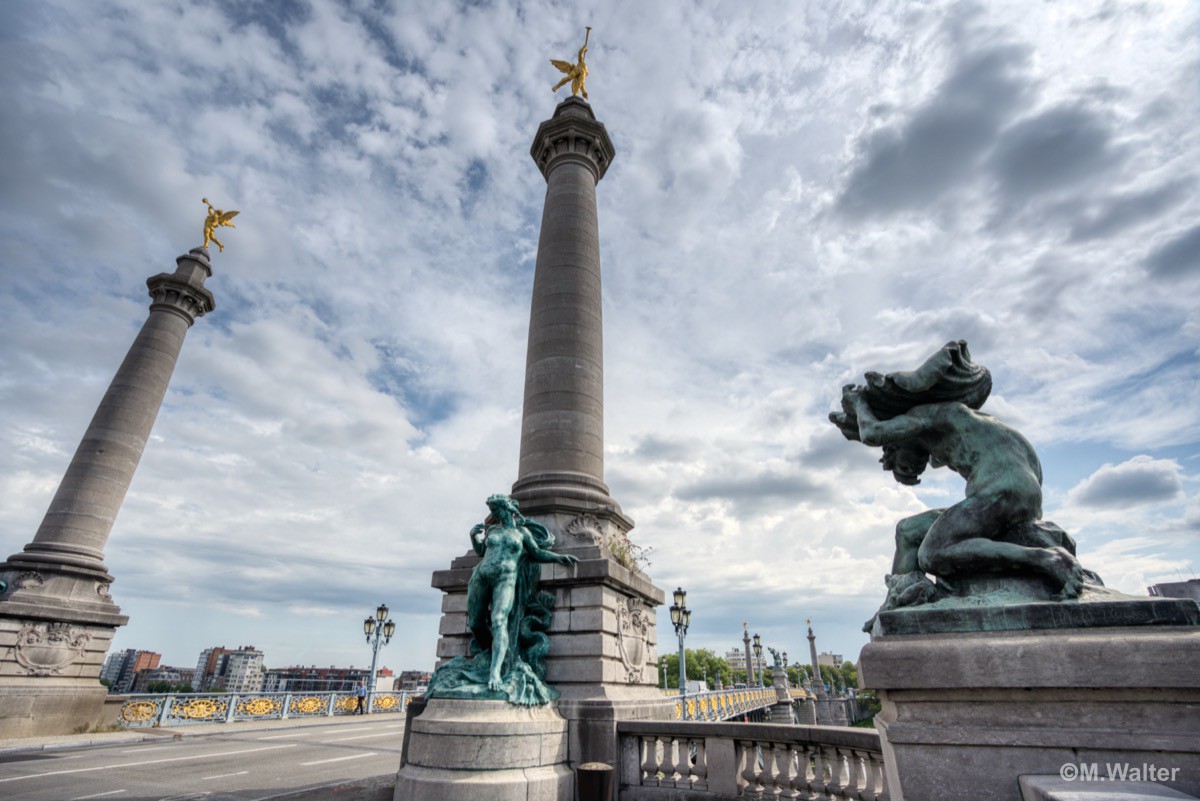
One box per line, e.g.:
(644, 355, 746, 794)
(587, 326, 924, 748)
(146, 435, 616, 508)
(917, 497, 1084, 597)
(552, 76, 570, 91)
(488, 577, 517, 689)
(893, 509, 942, 574)
(466, 576, 491, 650)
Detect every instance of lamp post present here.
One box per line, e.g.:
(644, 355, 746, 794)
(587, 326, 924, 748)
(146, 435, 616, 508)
(669, 587, 690, 704)
(363, 603, 395, 707)
(660, 656, 667, 690)
(752, 633, 764, 688)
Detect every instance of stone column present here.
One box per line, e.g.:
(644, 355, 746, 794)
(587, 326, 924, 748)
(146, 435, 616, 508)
(807, 621, 827, 699)
(428, 98, 671, 775)
(510, 95, 629, 531)
(742, 624, 753, 686)
(0, 247, 215, 738)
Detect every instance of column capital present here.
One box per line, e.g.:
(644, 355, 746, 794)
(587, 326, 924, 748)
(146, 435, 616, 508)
(530, 97, 616, 183)
(147, 248, 216, 325)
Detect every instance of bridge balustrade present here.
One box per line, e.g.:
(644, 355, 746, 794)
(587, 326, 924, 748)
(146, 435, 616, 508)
(116, 690, 413, 727)
(618, 720, 887, 801)
(658, 688, 778, 721)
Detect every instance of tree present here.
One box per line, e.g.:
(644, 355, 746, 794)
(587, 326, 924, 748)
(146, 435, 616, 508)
(660, 648, 733, 689)
(840, 660, 858, 690)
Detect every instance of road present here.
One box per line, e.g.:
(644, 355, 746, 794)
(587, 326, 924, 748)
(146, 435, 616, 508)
(0, 717, 404, 801)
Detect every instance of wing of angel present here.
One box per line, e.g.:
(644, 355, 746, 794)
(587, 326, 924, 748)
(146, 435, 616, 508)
(550, 59, 575, 74)
(217, 210, 239, 224)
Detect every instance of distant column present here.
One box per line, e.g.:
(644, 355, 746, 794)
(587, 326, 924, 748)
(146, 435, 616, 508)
(0, 247, 215, 739)
(743, 624, 754, 685)
(807, 620, 828, 699)
(511, 96, 629, 528)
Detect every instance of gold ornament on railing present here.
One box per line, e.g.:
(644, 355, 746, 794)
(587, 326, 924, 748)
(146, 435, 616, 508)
(550, 27, 590, 99)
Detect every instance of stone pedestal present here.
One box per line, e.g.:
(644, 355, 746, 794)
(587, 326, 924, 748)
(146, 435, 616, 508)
(432, 529, 674, 769)
(859, 598, 1200, 801)
(0, 248, 214, 738)
(394, 699, 573, 801)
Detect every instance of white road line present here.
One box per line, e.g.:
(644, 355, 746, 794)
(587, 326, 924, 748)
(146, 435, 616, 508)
(202, 770, 249, 780)
(321, 732, 398, 742)
(120, 745, 180, 753)
(299, 752, 378, 766)
(385, 724, 404, 729)
(0, 744, 298, 783)
(257, 733, 315, 740)
(70, 790, 127, 800)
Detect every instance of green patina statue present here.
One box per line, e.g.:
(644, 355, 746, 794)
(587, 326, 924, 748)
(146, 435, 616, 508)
(830, 341, 1103, 631)
(427, 494, 577, 705)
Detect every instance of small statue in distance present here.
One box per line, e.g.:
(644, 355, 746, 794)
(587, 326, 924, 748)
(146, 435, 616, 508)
(427, 494, 578, 705)
(829, 340, 1102, 631)
(550, 26, 591, 99)
(201, 197, 239, 253)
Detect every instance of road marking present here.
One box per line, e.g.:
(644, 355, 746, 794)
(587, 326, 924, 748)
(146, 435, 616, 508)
(71, 791, 127, 800)
(0, 744, 298, 783)
(299, 752, 378, 766)
(321, 732, 398, 742)
(202, 770, 249, 780)
(257, 733, 314, 740)
(385, 724, 404, 729)
(120, 745, 180, 752)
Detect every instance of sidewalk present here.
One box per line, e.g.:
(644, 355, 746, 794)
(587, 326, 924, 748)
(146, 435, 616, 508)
(0, 711, 404, 755)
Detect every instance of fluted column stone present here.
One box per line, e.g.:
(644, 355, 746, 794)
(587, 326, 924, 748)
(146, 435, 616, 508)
(0, 247, 215, 738)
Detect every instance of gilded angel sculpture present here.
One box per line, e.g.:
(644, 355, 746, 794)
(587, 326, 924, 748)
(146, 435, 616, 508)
(202, 197, 239, 252)
(551, 27, 590, 99)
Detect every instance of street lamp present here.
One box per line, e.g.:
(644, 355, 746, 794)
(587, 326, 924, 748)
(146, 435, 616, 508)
(669, 587, 690, 704)
(752, 633, 764, 688)
(363, 603, 395, 705)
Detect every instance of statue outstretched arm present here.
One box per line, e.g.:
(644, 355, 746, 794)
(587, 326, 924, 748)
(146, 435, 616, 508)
(522, 529, 578, 566)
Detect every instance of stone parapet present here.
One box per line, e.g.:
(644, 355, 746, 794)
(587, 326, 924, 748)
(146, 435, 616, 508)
(861, 620, 1200, 800)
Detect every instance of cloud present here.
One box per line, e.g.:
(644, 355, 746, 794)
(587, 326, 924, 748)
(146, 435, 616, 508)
(1146, 224, 1200, 279)
(835, 41, 1033, 219)
(1067, 456, 1184, 509)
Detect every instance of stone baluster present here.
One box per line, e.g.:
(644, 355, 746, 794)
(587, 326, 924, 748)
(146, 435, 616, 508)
(739, 739, 760, 796)
(759, 742, 780, 797)
(691, 737, 709, 791)
(640, 734, 660, 786)
(809, 745, 829, 797)
(824, 745, 846, 797)
(867, 750, 889, 800)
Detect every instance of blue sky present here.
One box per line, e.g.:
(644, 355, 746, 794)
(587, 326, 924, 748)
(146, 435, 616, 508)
(1, 0, 1197, 675)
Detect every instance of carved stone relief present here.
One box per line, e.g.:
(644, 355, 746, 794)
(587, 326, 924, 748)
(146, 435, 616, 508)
(615, 596, 651, 683)
(12, 621, 92, 676)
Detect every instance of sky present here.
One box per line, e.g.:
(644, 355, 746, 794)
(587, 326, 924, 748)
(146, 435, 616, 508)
(1, 0, 1198, 677)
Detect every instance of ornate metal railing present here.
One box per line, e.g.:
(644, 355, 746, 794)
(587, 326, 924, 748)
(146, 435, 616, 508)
(658, 688, 777, 721)
(618, 720, 888, 801)
(118, 690, 413, 727)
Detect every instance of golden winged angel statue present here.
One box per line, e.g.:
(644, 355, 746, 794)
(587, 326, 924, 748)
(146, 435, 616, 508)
(201, 197, 239, 252)
(550, 27, 590, 99)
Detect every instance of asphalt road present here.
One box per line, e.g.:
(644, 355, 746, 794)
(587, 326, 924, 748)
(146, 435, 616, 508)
(0, 717, 405, 801)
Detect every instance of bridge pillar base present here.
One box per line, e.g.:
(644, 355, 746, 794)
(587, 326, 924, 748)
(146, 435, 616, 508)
(395, 698, 573, 801)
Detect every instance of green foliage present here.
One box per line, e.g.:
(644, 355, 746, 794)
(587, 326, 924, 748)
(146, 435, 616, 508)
(840, 660, 858, 690)
(146, 681, 194, 694)
(604, 532, 653, 574)
(660, 648, 733, 689)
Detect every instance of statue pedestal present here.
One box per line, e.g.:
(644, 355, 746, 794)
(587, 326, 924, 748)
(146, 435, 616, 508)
(431, 527, 675, 768)
(860, 598, 1200, 801)
(394, 699, 573, 801)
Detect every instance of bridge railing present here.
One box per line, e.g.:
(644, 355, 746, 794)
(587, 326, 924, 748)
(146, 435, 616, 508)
(617, 720, 888, 801)
(117, 690, 413, 727)
(658, 688, 778, 721)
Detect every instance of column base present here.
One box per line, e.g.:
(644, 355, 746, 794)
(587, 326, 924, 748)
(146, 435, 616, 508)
(395, 699, 573, 801)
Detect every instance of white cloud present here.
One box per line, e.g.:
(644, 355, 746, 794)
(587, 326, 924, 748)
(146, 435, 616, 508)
(1067, 456, 1184, 509)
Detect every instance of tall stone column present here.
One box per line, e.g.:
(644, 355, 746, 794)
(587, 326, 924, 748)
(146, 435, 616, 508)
(429, 98, 671, 773)
(742, 623, 754, 685)
(807, 620, 827, 699)
(0, 247, 215, 738)
(510, 96, 629, 530)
